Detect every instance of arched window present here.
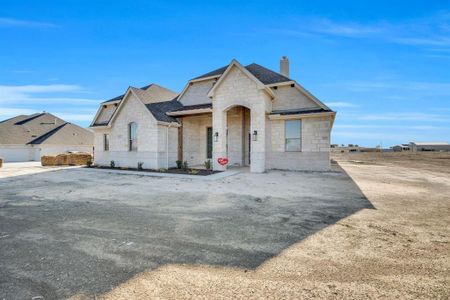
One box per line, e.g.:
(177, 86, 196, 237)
(128, 122, 137, 151)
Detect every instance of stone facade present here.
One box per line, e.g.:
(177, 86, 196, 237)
(266, 117, 331, 171)
(210, 65, 272, 173)
(93, 92, 178, 169)
(272, 85, 318, 110)
(91, 59, 335, 173)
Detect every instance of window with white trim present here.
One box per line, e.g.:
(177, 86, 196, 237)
(285, 120, 302, 151)
(128, 122, 137, 151)
(103, 134, 109, 151)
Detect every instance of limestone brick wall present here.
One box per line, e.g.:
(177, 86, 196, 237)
(266, 116, 331, 171)
(272, 85, 320, 111)
(227, 107, 244, 166)
(178, 79, 214, 106)
(212, 65, 271, 172)
(182, 114, 212, 166)
(94, 104, 117, 125)
(157, 125, 179, 168)
(94, 93, 161, 169)
(92, 128, 111, 166)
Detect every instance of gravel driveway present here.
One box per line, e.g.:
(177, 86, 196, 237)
(0, 166, 371, 299)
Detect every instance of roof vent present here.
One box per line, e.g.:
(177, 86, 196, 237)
(280, 56, 289, 77)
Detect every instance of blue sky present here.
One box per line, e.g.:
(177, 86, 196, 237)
(1, 0, 449, 146)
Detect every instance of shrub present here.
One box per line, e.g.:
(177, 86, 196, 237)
(189, 169, 199, 175)
(110, 160, 115, 168)
(176, 160, 182, 169)
(137, 162, 144, 170)
(204, 159, 211, 170)
(86, 160, 93, 167)
(159, 168, 168, 173)
(183, 161, 189, 171)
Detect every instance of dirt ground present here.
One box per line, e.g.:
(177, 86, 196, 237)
(1, 153, 449, 299)
(93, 153, 450, 299)
(0, 161, 369, 299)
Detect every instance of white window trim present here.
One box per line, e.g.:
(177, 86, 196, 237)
(128, 122, 138, 152)
(285, 119, 302, 152)
(103, 134, 109, 151)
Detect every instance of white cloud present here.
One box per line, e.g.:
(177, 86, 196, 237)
(0, 17, 56, 28)
(0, 107, 36, 119)
(357, 112, 450, 122)
(53, 112, 97, 122)
(0, 84, 100, 125)
(334, 124, 449, 130)
(341, 80, 450, 96)
(267, 12, 450, 49)
(0, 84, 99, 106)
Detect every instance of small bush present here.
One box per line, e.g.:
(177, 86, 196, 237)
(137, 162, 144, 170)
(189, 169, 199, 175)
(159, 168, 168, 173)
(183, 161, 189, 171)
(110, 160, 115, 168)
(176, 160, 182, 169)
(86, 160, 93, 167)
(204, 159, 211, 170)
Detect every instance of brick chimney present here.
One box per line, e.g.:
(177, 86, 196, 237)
(280, 56, 289, 77)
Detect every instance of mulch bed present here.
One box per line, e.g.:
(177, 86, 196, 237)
(89, 166, 221, 176)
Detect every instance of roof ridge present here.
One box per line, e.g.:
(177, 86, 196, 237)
(245, 63, 291, 81)
(27, 122, 68, 145)
(0, 115, 26, 124)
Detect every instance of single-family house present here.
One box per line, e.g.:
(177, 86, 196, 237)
(0, 112, 94, 162)
(90, 57, 336, 172)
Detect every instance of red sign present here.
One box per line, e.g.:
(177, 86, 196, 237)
(217, 157, 229, 166)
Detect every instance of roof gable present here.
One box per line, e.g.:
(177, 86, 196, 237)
(207, 59, 275, 98)
(0, 112, 92, 145)
(191, 63, 292, 85)
(92, 84, 178, 127)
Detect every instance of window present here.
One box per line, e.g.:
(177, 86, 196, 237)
(206, 127, 213, 159)
(285, 120, 301, 151)
(128, 122, 137, 151)
(103, 134, 109, 151)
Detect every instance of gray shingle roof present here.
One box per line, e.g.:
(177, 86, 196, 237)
(145, 100, 183, 123)
(270, 108, 332, 115)
(28, 123, 67, 144)
(191, 63, 292, 85)
(0, 113, 93, 145)
(102, 84, 154, 103)
(169, 103, 212, 112)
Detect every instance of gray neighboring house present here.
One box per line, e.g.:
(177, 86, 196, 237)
(410, 142, 450, 152)
(90, 57, 336, 172)
(0, 112, 94, 162)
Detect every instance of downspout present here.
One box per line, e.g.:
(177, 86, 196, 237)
(166, 124, 171, 169)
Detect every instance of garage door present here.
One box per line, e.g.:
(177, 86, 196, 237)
(0, 146, 40, 162)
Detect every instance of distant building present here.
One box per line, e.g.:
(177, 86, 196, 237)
(409, 142, 450, 152)
(0, 112, 94, 162)
(392, 144, 411, 152)
(330, 144, 381, 153)
(331, 144, 361, 153)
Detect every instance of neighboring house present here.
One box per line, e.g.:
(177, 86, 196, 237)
(409, 142, 450, 152)
(0, 112, 94, 162)
(392, 144, 411, 152)
(90, 57, 336, 172)
(331, 144, 362, 153)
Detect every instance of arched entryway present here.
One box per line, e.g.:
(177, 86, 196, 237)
(212, 99, 267, 173)
(225, 105, 251, 167)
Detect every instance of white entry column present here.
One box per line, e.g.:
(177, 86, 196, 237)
(250, 105, 266, 173)
(212, 107, 227, 171)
